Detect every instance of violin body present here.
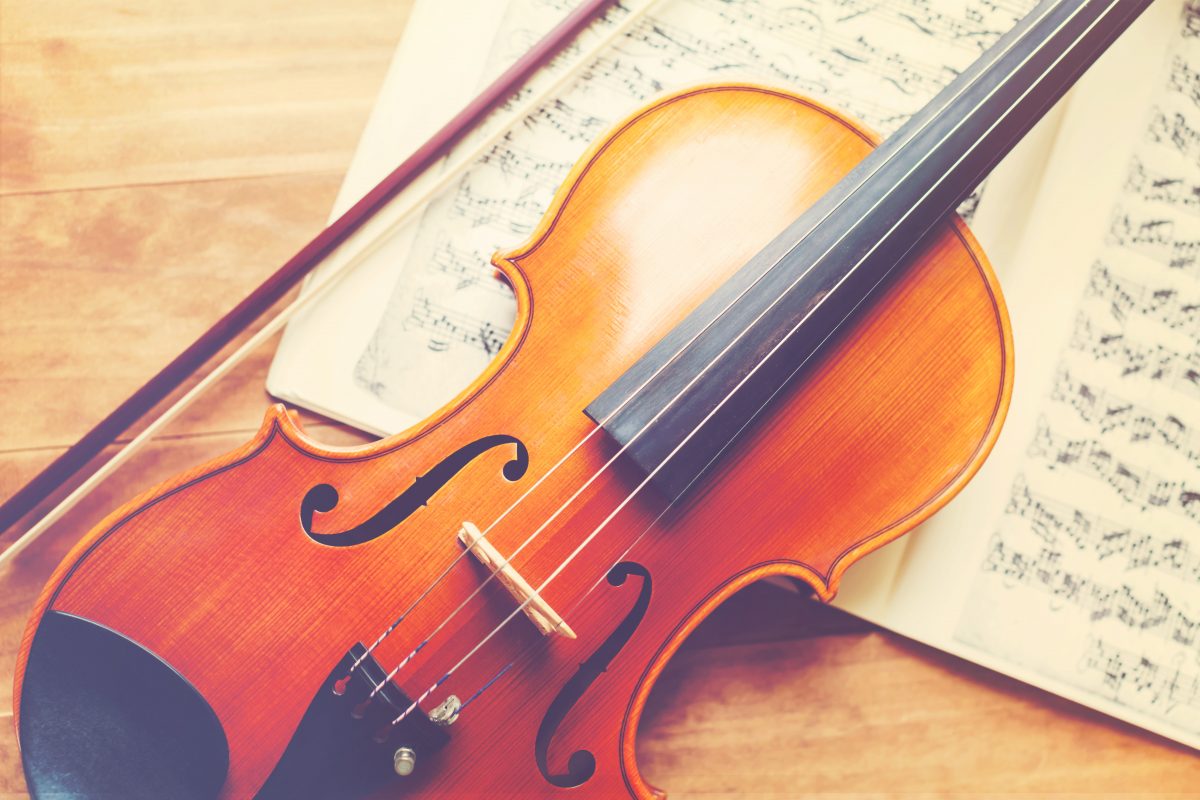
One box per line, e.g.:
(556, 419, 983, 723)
(14, 84, 1012, 798)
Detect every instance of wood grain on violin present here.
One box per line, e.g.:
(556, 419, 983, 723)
(15, 84, 1010, 798)
(5, 1, 1200, 798)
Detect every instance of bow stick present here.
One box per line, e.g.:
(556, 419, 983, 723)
(0, 0, 666, 560)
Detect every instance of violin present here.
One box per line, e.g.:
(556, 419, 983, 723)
(12, 0, 1154, 797)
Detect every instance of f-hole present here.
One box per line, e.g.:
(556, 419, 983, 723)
(299, 434, 528, 547)
(535, 562, 652, 788)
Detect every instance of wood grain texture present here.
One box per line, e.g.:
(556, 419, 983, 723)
(0, 1, 410, 194)
(637, 597, 1200, 797)
(1, 3, 1196, 798)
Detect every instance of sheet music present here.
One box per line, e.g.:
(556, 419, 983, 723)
(952, 7, 1200, 736)
(348, 0, 1037, 420)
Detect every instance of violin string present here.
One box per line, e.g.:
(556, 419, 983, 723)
(386, 0, 1123, 727)
(455, 662, 515, 715)
(449, 210, 951, 719)
(345, 0, 1070, 690)
(319, 0, 673, 686)
(365, 0, 1087, 697)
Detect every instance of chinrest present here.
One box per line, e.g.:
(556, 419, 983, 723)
(19, 611, 229, 799)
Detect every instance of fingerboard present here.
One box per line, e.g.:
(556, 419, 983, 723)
(585, 0, 1154, 502)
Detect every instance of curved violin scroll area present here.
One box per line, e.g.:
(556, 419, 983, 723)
(299, 435, 529, 547)
(535, 562, 652, 788)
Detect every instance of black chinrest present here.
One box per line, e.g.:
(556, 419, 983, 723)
(19, 611, 229, 799)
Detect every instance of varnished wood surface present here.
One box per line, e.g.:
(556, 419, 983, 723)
(17, 80, 1018, 799)
(0, 3, 1196, 798)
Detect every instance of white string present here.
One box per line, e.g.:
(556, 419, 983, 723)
(351, 0, 1074, 688)
(387, 0, 1128, 726)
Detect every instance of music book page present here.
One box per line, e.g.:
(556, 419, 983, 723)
(266, 0, 1200, 749)
(836, 0, 1200, 750)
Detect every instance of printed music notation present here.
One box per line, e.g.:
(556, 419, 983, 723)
(351, 0, 1038, 418)
(1108, 210, 1200, 272)
(956, 6, 1200, 735)
(429, 235, 514, 296)
(1171, 54, 1200, 110)
(983, 535, 1199, 647)
(1006, 476, 1200, 582)
(449, 179, 546, 237)
(404, 292, 510, 357)
(1125, 157, 1200, 213)
(1084, 262, 1199, 332)
(1108, 209, 1200, 272)
(1052, 369, 1198, 467)
(1149, 108, 1200, 165)
(1068, 315, 1200, 400)
(1080, 638, 1200, 715)
(1028, 418, 1200, 522)
(1008, 474, 1195, 582)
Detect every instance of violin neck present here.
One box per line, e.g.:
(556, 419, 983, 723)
(587, 0, 1155, 502)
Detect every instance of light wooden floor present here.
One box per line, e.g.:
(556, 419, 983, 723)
(0, 2, 1196, 797)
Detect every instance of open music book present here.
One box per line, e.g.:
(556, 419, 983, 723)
(268, 0, 1200, 749)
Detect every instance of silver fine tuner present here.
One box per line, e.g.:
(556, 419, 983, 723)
(430, 694, 462, 727)
(393, 747, 417, 777)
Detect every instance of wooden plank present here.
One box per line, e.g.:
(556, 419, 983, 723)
(0, 1, 411, 194)
(0, 172, 353, 456)
(639, 628, 1200, 795)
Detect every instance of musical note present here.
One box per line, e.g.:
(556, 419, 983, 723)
(1124, 157, 1200, 213)
(1079, 638, 1200, 714)
(479, 132, 575, 192)
(403, 292, 509, 357)
(1028, 418, 1200, 520)
(1006, 476, 1199, 580)
(523, 97, 611, 144)
(428, 235, 513, 296)
(1052, 369, 1198, 466)
(1069, 315, 1200, 399)
(1084, 262, 1200, 333)
(1108, 210, 1200, 272)
(449, 179, 547, 236)
(1170, 54, 1200, 109)
(1148, 108, 1200, 165)
(983, 536, 1199, 646)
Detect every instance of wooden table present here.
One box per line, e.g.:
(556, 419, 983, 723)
(0, 2, 1196, 796)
